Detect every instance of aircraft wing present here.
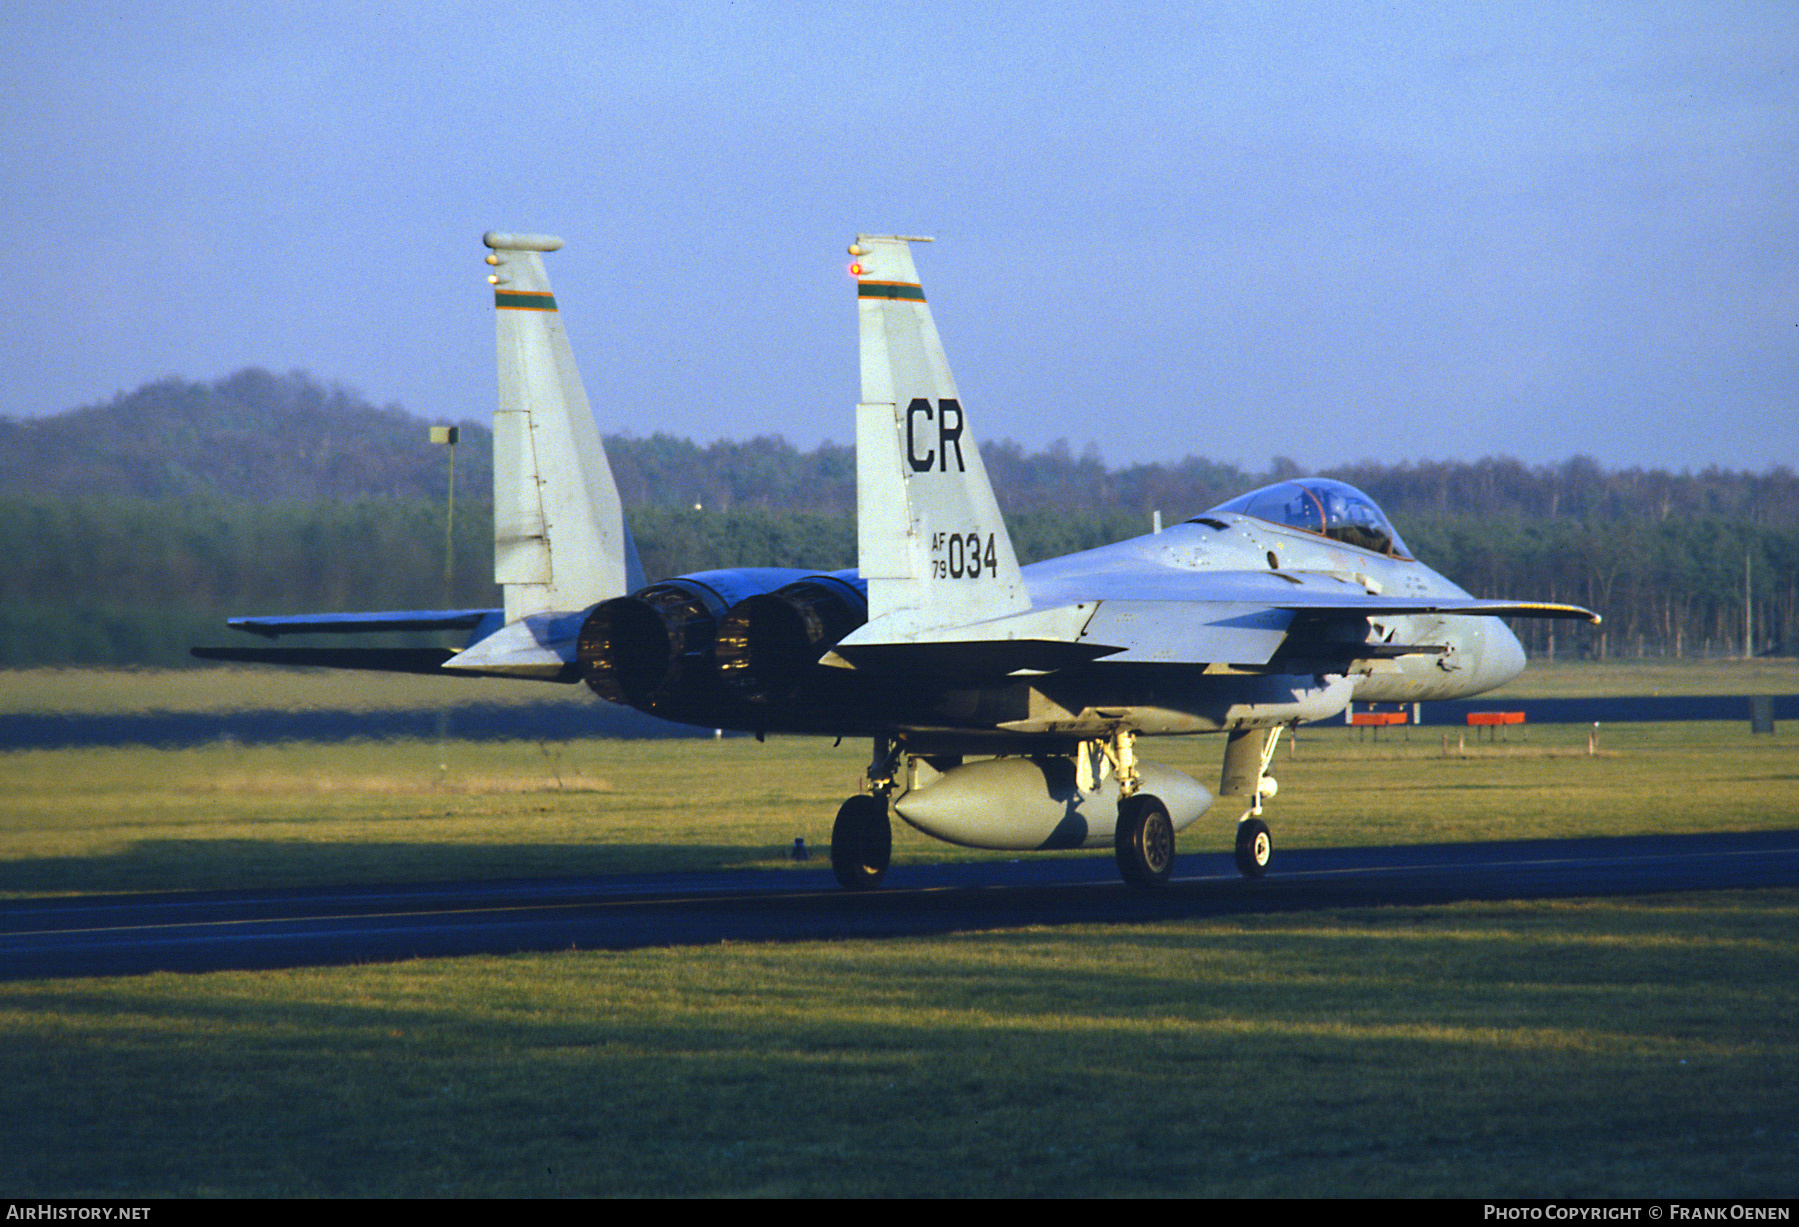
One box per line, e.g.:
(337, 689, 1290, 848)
(192, 606, 599, 682)
(1078, 594, 1595, 668)
(829, 569, 1598, 675)
(189, 608, 507, 674)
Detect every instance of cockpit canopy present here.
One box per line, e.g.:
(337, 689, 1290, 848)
(1201, 478, 1412, 558)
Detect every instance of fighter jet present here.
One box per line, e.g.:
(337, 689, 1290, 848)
(198, 232, 1599, 891)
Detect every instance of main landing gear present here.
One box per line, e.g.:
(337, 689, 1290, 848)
(827, 725, 1287, 891)
(832, 737, 899, 891)
(1098, 727, 1176, 890)
(830, 730, 1183, 892)
(1115, 792, 1175, 888)
(831, 793, 892, 891)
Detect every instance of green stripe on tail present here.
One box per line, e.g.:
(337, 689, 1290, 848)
(495, 291, 558, 311)
(858, 282, 926, 302)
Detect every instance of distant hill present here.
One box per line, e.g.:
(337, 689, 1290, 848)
(0, 369, 491, 502)
(4, 369, 1795, 524)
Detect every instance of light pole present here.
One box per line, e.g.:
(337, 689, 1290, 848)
(428, 425, 459, 782)
(430, 425, 459, 601)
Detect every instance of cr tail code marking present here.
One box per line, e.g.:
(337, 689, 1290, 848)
(495, 290, 558, 311)
(906, 398, 966, 472)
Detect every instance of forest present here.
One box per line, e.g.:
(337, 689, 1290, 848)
(3, 369, 1792, 666)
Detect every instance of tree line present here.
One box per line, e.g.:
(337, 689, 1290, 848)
(4, 368, 1791, 665)
(3, 495, 1791, 667)
(1398, 515, 1795, 661)
(7, 368, 1797, 525)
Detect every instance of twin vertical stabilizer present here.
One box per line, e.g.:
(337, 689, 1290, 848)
(483, 231, 643, 624)
(851, 236, 1028, 635)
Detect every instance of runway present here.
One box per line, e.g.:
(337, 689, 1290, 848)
(4, 829, 1796, 980)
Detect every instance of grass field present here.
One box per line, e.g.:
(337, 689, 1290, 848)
(0, 664, 1794, 1196)
(0, 664, 582, 714)
(0, 720, 1792, 898)
(3, 893, 1793, 1196)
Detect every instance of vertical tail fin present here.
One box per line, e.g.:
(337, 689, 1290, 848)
(852, 235, 1028, 634)
(484, 231, 644, 624)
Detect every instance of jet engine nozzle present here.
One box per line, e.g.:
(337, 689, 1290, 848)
(715, 579, 868, 703)
(578, 583, 722, 706)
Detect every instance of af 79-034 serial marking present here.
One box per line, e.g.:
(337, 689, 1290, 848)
(931, 531, 998, 580)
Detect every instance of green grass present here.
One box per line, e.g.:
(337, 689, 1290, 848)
(0, 737, 858, 897)
(1, 721, 1792, 898)
(3, 892, 1793, 1196)
(0, 664, 580, 714)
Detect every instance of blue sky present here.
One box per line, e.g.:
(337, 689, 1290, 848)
(2, 1, 1793, 471)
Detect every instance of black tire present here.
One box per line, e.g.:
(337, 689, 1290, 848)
(1114, 794, 1175, 888)
(1234, 817, 1272, 878)
(831, 794, 892, 891)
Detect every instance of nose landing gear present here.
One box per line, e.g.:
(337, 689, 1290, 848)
(1234, 816, 1272, 878)
(1222, 724, 1287, 879)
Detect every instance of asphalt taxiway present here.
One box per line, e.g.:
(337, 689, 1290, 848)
(3, 829, 1795, 980)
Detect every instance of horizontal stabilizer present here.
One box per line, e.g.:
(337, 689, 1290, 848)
(228, 610, 500, 638)
(442, 610, 586, 681)
(191, 647, 457, 674)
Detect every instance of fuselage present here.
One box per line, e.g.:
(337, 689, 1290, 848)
(581, 481, 1528, 750)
